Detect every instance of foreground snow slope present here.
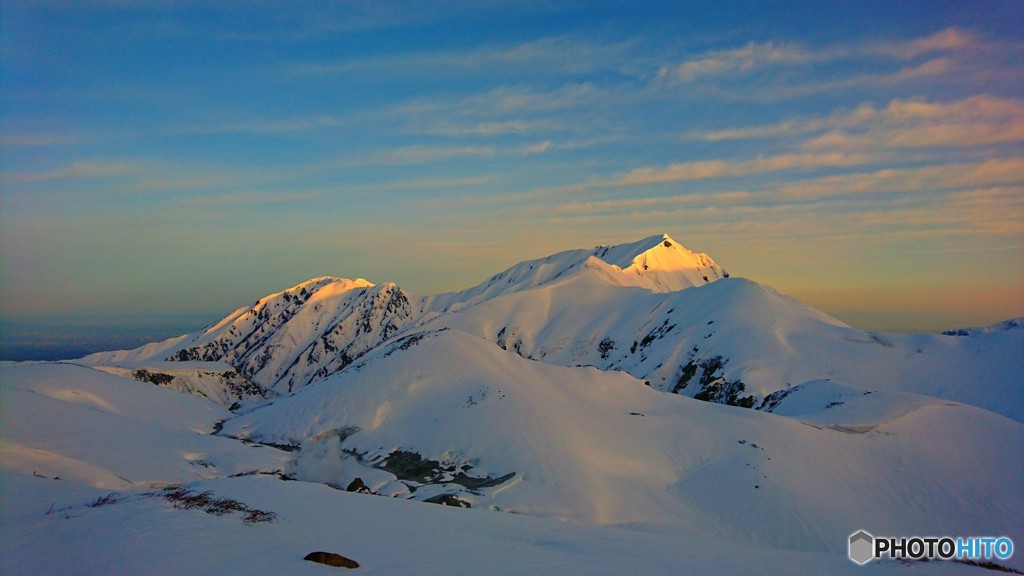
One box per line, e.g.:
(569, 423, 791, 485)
(4, 471, 986, 576)
(4, 244, 1022, 576)
(4, 362, 1007, 574)
(0, 363, 288, 489)
(222, 329, 1023, 557)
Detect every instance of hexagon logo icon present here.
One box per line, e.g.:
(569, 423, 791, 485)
(849, 530, 874, 565)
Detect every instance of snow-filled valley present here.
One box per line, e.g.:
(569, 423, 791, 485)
(2, 234, 1022, 575)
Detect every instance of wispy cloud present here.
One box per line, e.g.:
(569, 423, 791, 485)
(1, 133, 81, 147)
(366, 145, 495, 165)
(803, 96, 1024, 150)
(669, 41, 819, 82)
(850, 185, 1024, 237)
(548, 190, 754, 216)
(689, 95, 1024, 151)
(287, 35, 644, 79)
(417, 119, 557, 137)
(777, 158, 1024, 199)
(597, 152, 875, 187)
(388, 81, 631, 139)
(362, 175, 494, 192)
(875, 27, 974, 59)
(543, 166, 1023, 228)
(406, 82, 609, 117)
(177, 190, 326, 207)
(3, 115, 347, 149)
(521, 140, 551, 155)
(540, 183, 1023, 257)
(666, 28, 974, 83)
(175, 115, 343, 135)
(4, 157, 303, 203)
(12, 161, 132, 183)
(690, 120, 825, 142)
(776, 57, 954, 97)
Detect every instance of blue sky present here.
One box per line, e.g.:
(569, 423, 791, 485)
(2, 1, 1022, 332)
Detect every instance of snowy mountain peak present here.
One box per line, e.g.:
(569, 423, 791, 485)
(589, 233, 676, 266)
(591, 233, 728, 292)
(277, 276, 374, 298)
(81, 275, 416, 396)
(242, 276, 375, 319)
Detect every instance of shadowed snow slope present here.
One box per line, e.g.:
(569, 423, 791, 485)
(86, 362, 266, 408)
(423, 276, 1024, 421)
(221, 329, 1023, 556)
(0, 363, 288, 489)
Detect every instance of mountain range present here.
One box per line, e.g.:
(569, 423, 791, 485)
(3, 234, 1021, 575)
(81, 233, 1022, 421)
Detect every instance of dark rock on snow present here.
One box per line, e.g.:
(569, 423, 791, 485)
(303, 551, 359, 569)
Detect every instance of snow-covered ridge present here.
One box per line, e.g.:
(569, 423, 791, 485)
(424, 233, 726, 313)
(82, 276, 418, 396)
(942, 317, 1022, 336)
(80, 233, 727, 398)
(75, 234, 1023, 421)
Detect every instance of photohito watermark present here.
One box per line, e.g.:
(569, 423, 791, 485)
(848, 530, 1014, 565)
